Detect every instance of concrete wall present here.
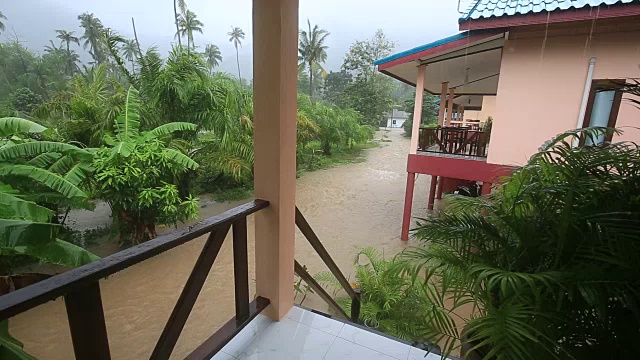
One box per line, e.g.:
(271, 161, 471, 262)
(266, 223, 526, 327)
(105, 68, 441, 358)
(488, 30, 640, 166)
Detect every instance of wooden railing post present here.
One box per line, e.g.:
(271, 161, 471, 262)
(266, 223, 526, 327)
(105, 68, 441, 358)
(232, 218, 250, 322)
(151, 225, 231, 360)
(64, 281, 111, 360)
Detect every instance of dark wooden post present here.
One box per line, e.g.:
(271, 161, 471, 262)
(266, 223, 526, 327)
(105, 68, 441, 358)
(350, 288, 361, 324)
(151, 225, 230, 360)
(232, 218, 250, 322)
(64, 282, 111, 360)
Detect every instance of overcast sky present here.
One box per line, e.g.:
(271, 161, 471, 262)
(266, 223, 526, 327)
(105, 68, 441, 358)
(1, 0, 468, 77)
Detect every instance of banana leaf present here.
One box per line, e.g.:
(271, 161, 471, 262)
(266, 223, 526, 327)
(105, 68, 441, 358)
(0, 320, 34, 360)
(0, 192, 53, 223)
(13, 239, 99, 267)
(0, 118, 46, 138)
(0, 142, 92, 162)
(0, 164, 87, 200)
(0, 219, 58, 248)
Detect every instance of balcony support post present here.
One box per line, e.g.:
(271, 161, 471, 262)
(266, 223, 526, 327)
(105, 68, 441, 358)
(401, 172, 416, 241)
(446, 87, 455, 126)
(428, 175, 438, 210)
(461, 105, 466, 126)
(252, 0, 299, 320)
(438, 82, 448, 126)
(409, 65, 427, 154)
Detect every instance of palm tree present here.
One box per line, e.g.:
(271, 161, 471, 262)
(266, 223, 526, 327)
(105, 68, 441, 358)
(228, 26, 245, 84)
(203, 44, 222, 72)
(56, 30, 80, 75)
(44, 40, 63, 56)
(78, 12, 105, 64)
(177, 10, 203, 50)
(173, 0, 187, 47)
(0, 11, 7, 33)
(122, 39, 138, 73)
(298, 20, 329, 98)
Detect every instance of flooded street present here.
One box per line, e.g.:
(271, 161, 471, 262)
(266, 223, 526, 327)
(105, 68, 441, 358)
(10, 128, 434, 359)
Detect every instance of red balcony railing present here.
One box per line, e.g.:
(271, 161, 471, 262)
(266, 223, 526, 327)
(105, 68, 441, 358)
(418, 126, 488, 158)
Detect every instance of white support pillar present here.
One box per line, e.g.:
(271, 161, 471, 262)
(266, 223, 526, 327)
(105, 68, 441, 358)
(409, 65, 427, 154)
(437, 82, 448, 126)
(252, 0, 299, 320)
(446, 87, 455, 126)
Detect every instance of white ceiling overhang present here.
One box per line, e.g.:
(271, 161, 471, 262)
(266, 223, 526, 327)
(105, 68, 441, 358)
(380, 34, 505, 96)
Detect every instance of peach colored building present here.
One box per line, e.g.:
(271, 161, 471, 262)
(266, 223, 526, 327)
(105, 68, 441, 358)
(374, 0, 640, 240)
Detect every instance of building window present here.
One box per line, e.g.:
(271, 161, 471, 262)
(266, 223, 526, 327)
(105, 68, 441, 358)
(582, 79, 624, 146)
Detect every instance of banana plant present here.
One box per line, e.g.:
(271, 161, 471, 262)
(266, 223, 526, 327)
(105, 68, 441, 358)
(0, 117, 99, 271)
(94, 87, 199, 242)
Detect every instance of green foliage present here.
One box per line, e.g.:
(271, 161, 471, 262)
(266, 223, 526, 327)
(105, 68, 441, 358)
(402, 92, 439, 137)
(0, 41, 67, 102)
(322, 70, 352, 106)
(342, 75, 394, 127)
(297, 94, 373, 157)
(203, 44, 222, 71)
(317, 247, 436, 343)
(0, 319, 35, 360)
(0, 117, 98, 275)
(400, 127, 640, 359)
(10, 88, 43, 114)
(93, 87, 200, 242)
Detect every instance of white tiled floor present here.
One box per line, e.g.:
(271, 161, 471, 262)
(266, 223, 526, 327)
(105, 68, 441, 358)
(211, 306, 443, 360)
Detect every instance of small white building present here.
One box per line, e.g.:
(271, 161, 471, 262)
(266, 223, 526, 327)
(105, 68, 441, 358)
(384, 109, 409, 128)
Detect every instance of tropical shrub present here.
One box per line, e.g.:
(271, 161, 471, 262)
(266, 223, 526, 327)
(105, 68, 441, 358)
(0, 117, 99, 274)
(92, 87, 200, 243)
(400, 127, 640, 359)
(317, 247, 436, 344)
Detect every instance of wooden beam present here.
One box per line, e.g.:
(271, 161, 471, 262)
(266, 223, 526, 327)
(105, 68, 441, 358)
(151, 225, 231, 360)
(64, 282, 111, 360)
(294, 261, 349, 320)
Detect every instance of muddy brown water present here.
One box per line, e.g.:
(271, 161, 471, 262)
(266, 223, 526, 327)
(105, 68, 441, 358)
(10, 128, 438, 359)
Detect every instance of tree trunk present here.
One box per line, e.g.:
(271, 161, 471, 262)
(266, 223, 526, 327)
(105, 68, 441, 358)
(173, 0, 182, 46)
(132, 17, 143, 57)
(236, 47, 242, 86)
(322, 141, 331, 156)
(309, 62, 313, 98)
(65, 41, 71, 76)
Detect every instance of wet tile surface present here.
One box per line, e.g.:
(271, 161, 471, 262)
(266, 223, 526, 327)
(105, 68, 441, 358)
(212, 306, 448, 360)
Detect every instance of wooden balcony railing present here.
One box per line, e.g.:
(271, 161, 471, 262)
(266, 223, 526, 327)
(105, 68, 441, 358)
(294, 207, 361, 323)
(0, 200, 269, 360)
(0, 200, 360, 360)
(418, 126, 488, 158)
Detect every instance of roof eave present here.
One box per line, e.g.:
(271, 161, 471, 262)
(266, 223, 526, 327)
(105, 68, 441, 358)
(458, 3, 640, 31)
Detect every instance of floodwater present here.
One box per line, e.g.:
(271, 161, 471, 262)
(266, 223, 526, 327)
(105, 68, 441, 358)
(9, 128, 435, 359)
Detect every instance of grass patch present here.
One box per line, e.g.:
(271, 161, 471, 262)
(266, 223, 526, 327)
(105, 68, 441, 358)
(209, 186, 253, 202)
(298, 141, 378, 173)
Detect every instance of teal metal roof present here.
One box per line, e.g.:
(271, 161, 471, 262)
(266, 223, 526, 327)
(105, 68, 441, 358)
(461, 0, 637, 20)
(373, 32, 469, 66)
